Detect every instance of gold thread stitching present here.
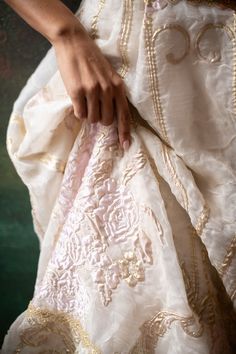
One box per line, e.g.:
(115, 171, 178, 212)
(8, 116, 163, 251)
(15, 301, 101, 354)
(90, 0, 106, 40)
(143, 15, 169, 144)
(162, 144, 189, 210)
(143, 11, 190, 211)
(129, 309, 203, 353)
(121, 150, 147, 185)
(195, 205, 210, 237)
(118, 0, 135, 78)
(218, 234, 236, 278)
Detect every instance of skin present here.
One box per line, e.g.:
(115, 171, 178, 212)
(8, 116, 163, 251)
(4, 0, 132, 151)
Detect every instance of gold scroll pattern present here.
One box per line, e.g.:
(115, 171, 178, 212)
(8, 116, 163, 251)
(143, 1, 236, 210)
(195, 22, 235, 63)
(14, 301, 101, 354)
(129, 310, 203, 354)
(145, 1, 236, 116)
(153, 24, 191, 65)
(130, 225, 230, 353)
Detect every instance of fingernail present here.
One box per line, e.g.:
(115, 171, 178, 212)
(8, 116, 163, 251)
(123, 140, 130, 151)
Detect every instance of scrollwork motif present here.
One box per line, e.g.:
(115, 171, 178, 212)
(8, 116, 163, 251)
(153, 24, 191, 64)
(129, 309, 203, 354)
(14, 301, 101, 354)
(195, 23, 235, 63)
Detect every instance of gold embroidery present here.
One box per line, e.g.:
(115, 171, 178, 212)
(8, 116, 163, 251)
(181, 227, 216, 331)
(181, 260, 215, 326)
(129, 225, 224, 352)
(197, 241, 236, 349)
(144, 11, 190, 211)
(121, 150, 147, 185)
(118, 0, 135, 78)
(194, 205, 210, 237)
(15, 301, 101, 354)
(162, 144, 189, 211)
(218, 234, 236, 312)
(39, 153, 66, 173)
(143, 14, 169, 144)
(90, 0, 106, 40)
(230, 287, 236, 301)
(218, 234, 236, 278)
(199, 244, 217, 326)
(153, 24, 191, 65)
(118, 0, 134, 79)
(195, 23, 235, 63)
(129, 310, 203, 354)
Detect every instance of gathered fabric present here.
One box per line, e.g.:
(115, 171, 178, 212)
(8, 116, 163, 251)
(1, 1, 236, 353)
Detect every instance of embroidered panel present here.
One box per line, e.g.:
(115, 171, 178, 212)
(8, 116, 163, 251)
(34, 123, 164, 310)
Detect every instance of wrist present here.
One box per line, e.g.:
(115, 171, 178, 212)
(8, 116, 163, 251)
(48, 17, 88, 46)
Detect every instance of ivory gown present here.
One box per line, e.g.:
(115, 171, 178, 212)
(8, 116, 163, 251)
(1, 0, 236, 353)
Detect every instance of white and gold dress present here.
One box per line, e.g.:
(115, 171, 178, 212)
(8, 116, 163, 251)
(1, 0, 236, 353)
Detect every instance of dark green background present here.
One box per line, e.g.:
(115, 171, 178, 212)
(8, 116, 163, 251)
(0, 0, 81, 346)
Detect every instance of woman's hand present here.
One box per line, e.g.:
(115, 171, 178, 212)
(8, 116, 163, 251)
(4, 0, 132, 151)
(52, 26, 132, 151)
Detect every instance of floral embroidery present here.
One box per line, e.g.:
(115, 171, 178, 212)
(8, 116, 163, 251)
(119, 251, 145, 286)
(34, 121, 160, 308)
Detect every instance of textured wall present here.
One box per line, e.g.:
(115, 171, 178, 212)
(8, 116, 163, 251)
(0, 0, 81, 345)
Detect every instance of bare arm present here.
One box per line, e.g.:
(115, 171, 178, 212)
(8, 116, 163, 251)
(4, 0, 131, 151)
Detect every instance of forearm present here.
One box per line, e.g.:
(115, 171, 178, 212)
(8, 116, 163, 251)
(4, 0, 85, 44)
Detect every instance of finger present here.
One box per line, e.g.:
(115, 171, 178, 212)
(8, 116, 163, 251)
(70, 90, 87, 119)
(87, 92, 100, 124)
(115, 92, 131, 150)
(100, 85, 114, 126)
